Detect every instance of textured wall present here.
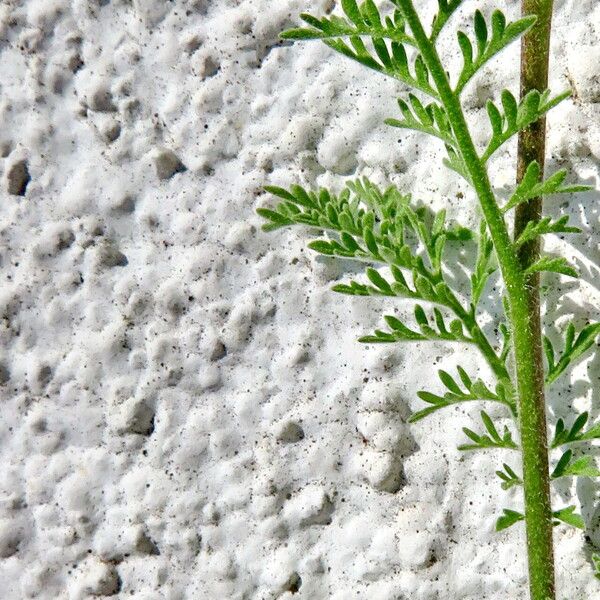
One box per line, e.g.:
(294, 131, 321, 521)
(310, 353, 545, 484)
(0, 0, 599, 598)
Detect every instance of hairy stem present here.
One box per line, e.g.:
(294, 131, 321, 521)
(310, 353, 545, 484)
(515, 1, 556, 598)
(396, 1, 555, 598)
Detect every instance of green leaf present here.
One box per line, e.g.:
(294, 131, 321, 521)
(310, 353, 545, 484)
(496, 509, 525, 531)
(480, 410, 500, 442)
(580, 420, 600, 442)
(546, 322, 600, 384)
(439, 370, 462, 394)
(524, 256, 578, 279)
(455, 12, 536, 94)
(264, 185, 297, 201)
(307, 240, 335, 255)
(495, 463, 522, 490)
(471, 222, 496, 306)
(457, 365, 473, 389)
(592, 554, 600, 579)
(563, 456, 600, 478)
(458, 411, 517, 452)
(256, 208, 294, 231)
(473, 10, 488, 55)
(430, 0, 464, 42)
(408, 406, 443, 423)
(483, 91, 571, 162)
(515, 215, 581, 248)
(504, 162, 592, 213)
(386, 98, 457, 147)
(553, 506, 584, 529)
(366, 268, 393, 294)
(341, 0, 363, 26)
(551, 449, 573, 478)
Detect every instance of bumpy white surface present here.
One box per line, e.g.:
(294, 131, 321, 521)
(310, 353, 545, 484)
(0, 0, 599, 598)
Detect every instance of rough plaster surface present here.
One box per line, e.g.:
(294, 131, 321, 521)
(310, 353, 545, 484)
(0, 0, 599, 598)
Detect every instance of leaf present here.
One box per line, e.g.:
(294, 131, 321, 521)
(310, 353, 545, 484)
(553, 506, 584, 529)
(551, 449, 573, 478)
(471, 221, 496, 306)
(455, 12, 536, 94)
(386, 98, 457, 147)
(514, 215, 581, 248)
(366, 268, 393, 294)
(480, 410, 501, 442)
(543, 336, 555, 371)
(563, 456, 600, 478)
(458, 411, 518, 451)
(430, 0, 464, 42)
(495, 463, 522, 490)
(524, 256, 578, 279)
(263, 185, 297, 201)
(280, 8, 414, 44)
(486, 99, 503, 136)
(331, 281, 370, 296)
(592, 554, 600, 579)
(256, 208, 294, 231)
(580, 420, 600, 442)
(439, 370, 462, 394)
(504, 162, 592, 213)
(473, 10, 488, 55)
(457, 365, 472, 389)
(496, 509, 525, 531)
(279, 8, 449, 98)
(341, 0, 363, 26)
(547, 322, 600, 384)
(483, 91, 572, 162)
(307, 240, 335, 255)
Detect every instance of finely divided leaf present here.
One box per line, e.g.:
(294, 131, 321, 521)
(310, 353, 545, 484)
(546, 322, 600, 384)
(496, 508, 525, 531)
(455, 11, 536, 94)
(553, 506, 585, 529)
(458, 411, 518, 451)
(430, 0, 464, 42)
(504, 161, 592, 213)
(495, 463, 522, 490)
(524, 256, 578, 279)
(515, 215, 581, 248)
(483, 91, 573, 162)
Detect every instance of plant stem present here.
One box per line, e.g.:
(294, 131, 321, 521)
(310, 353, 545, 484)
(396, 1, 555, 598)
(516, 2, 556, 599)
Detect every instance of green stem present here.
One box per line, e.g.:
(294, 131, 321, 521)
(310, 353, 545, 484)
(396, 2, 555, 598)
(516, 2, 554, 316)
(515, 2, 556, 599)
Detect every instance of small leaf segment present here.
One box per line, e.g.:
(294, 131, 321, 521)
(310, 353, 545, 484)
(258, 2, 597, 599)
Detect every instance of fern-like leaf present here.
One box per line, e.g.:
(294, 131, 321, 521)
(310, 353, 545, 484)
(524, 256, 578, 279)
(495, 463, 522, 490)
(458, 411, 518, 451)
(545, 322, 600, 384)
(282, 4, 444, 98)
(281, 1, 414, 45)
(552, 506, 584, 529)
(455, 10, 536, 94)
(496, 508, 525, 531)
(410, 371, 513, 422)
(360, 305, 473, 344)
(483, 90, 572, 162)
(430, 0, 464, 42)
(514, 215, 581, 248)
(470, 222, 496, 306)
(259, 179, 474, 311)
(503, 161, 592, 213)
(385, 96, 457, 147)
(551, 449, 600, 479)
